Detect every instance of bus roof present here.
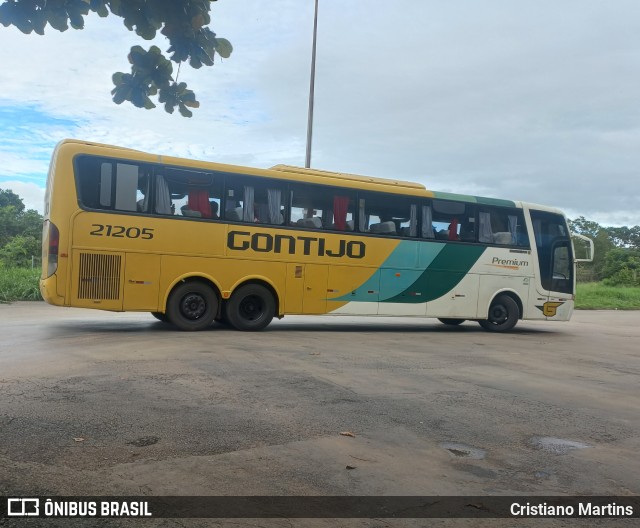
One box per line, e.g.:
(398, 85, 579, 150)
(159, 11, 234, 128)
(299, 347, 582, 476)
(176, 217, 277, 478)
(270, 164, 425, 190)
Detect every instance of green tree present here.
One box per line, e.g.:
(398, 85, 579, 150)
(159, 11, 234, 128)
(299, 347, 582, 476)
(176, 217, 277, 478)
(569, 217, 614, 282)
(568, 216, 601, 239)
(0, 235, 40, 268)
(0, 188, 43, 265)
(0, 205, 21, 249)
(601, 248, 640, 287)
(0, 0, 232, 117)
(606, 225, 640, 250)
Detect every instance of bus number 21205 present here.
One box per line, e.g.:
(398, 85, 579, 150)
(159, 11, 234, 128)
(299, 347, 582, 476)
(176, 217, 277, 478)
(89, 224, 154, 240)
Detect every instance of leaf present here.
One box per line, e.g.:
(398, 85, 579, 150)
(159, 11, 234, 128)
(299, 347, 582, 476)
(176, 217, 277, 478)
(112, 72, 126, 85)
(48, 12, 69, 32)
(183, 99, 200, 109)
(178, 104, 193, 118)
(215, 38, 233, 59)
(191, 14, 205, 30)
(111, 86, 130, 105)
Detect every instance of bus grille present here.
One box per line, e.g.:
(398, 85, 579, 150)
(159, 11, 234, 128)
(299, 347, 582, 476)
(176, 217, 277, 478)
(78, 253, 122, 300)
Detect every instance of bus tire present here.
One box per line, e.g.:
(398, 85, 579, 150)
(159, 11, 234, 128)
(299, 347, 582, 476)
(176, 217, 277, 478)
(151, 312, 169, 323)
(479, 295, 519, 332)
(166, 282, 218, 331)
(438, 318, 465, 326)
(226, 284, 275, 331)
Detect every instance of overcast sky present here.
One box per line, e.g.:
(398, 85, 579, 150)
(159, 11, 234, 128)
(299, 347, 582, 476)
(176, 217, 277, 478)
(0, 0, 639, 226)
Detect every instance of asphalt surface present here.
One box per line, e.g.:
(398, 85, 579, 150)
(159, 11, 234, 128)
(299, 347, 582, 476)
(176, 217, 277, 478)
(1, 303, 639, 527)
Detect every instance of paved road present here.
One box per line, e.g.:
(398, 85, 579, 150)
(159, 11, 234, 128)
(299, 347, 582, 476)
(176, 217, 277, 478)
(1, 303, 639, 526)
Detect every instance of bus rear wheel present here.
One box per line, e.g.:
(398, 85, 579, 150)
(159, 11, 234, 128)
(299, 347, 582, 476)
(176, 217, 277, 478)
(479, 295, 519, 332)
(438, 318, 465, 326)
(166, 282, 218, 331)
(226, 284, 275, 331)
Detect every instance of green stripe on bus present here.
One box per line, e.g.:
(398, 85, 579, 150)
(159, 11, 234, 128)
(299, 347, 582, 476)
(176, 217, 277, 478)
(382, 244, 486, 303)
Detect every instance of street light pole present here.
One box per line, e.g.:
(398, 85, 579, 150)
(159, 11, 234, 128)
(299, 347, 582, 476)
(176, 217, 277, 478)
(305, 0, 319, 168)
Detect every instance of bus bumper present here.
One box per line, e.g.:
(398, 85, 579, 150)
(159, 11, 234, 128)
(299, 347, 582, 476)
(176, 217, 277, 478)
(40, 275, 65, 306)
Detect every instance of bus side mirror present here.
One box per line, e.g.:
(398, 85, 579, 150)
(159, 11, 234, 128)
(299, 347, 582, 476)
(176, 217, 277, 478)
(572, 233, 594, 262)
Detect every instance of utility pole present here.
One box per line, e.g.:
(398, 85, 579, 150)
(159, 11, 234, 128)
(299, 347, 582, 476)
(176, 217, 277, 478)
(305, 0, 319, 168)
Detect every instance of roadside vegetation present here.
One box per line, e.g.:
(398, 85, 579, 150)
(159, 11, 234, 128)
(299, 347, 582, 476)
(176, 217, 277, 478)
(0, 266, 41, 303)
(575, 283, 640, 310)
(1, 188, 639, 308)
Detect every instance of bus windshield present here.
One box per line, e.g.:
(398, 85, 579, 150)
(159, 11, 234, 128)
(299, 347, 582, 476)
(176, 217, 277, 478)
(530, 210, 573, 294)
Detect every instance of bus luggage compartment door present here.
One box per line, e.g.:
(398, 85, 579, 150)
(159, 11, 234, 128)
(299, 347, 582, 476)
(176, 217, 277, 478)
(123, 253, 161, 311)
(285, 264, 328, 314)
(303, 264, 328, 314)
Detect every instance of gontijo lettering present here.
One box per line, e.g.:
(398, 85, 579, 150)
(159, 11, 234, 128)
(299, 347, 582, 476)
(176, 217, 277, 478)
(227, 230, 366, 259)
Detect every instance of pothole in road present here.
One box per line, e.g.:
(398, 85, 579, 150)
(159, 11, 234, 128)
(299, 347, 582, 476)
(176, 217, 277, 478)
(530, 436, 591, 454)
(440, 442, 486, 459)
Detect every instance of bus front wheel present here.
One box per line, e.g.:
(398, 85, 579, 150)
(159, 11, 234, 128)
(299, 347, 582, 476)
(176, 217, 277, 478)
(226, 284, 275, 331)
(167, 282, 218, 331)
(479, 295, 519, 332)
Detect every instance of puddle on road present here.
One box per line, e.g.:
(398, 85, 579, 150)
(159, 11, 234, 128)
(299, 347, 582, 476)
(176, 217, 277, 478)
(530, 436, 591, 455)
(440, 442, 486, 459)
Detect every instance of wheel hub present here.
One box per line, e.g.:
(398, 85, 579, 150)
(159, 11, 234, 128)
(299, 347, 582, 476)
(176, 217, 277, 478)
(490, 305, 507, 322)
(181, 294, 206, 320)
(240, 295, 263, 320)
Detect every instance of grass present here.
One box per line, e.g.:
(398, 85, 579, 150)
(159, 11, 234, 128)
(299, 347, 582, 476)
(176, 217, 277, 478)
(576, 282, 640, 310)
(0, 267, 42, 303)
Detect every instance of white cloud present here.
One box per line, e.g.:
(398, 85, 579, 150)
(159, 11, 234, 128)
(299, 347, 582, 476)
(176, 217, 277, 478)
(0, 181, 45, 213)
(0, 0, 639, 226)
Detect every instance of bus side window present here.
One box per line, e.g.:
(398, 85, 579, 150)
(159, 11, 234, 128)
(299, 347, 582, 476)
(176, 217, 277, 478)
(359, 192, 416, 237)
(432, 200, 467, 241)
(479, 208, 529, 246)
(154, 174, 173, 215)
(162, 167, 221, 219)
(74, 157, 102, 209)
(421, 205, 435, 238)
(290, 184, 326, 229)
(99, 163, 112, 208)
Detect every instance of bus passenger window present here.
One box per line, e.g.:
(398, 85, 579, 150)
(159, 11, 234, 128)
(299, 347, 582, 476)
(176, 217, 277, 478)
(225, 179, 285, 225)
(422, 205, 435, 238)
(478, 208, 528, 246)
(154, 175, 173, 215)
(162, 167, 222, 220)
(360, 192, 415, 237)
(210, 200, 220, 219)
(431, 200, 471, 242)
(75, 157, 151, 214)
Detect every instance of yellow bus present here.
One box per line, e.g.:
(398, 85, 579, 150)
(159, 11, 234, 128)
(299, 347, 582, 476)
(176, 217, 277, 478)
(40, 139, 593, 332)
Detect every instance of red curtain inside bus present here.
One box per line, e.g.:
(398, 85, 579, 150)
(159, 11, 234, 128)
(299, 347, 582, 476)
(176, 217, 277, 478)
(448, 217, 459, 240)
(333, 195, 349, 231)
(188, 190, 212, 218)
